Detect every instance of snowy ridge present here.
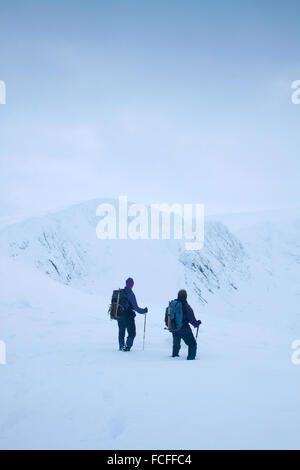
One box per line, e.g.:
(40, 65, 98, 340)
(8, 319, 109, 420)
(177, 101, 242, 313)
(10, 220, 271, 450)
(180, 221, 249, 304)
(1, 203, 300, 449)
(0, 199, 249, 306)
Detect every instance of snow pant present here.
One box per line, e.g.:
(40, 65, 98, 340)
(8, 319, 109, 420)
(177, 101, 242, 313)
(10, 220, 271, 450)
(172, 331, 197, 360)
(118, 315, 136, 350)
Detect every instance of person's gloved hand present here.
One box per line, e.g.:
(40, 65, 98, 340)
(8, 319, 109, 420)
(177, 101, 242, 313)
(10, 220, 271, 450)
(196, 320, 202, 327)
(144, 307, 148, 314)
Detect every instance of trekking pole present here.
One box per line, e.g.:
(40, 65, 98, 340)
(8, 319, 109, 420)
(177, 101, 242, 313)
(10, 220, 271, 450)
(196, 326, 199, 340)
(143, 312, 147, 351)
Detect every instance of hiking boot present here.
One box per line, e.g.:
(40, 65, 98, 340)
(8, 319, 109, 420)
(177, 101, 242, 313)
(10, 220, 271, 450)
(123, 346, 131, 352)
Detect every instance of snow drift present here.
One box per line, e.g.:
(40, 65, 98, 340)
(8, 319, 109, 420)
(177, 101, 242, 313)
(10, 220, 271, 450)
(1, 202, 299, 450)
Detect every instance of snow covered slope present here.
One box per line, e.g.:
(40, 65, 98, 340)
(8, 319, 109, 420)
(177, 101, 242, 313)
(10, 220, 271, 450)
(213, 208, 300, 327)
(0, 251, 299, 450)
(0, 199, 249, 306)
(1, 204, 299, 449)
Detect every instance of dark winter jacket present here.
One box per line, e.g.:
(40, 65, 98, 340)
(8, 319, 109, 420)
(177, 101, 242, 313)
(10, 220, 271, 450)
(124, 286, 147, 315)
(174, 300, 201, 335)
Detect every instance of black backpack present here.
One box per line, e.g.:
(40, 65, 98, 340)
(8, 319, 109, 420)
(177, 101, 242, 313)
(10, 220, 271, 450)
(108, 289, 129, 320)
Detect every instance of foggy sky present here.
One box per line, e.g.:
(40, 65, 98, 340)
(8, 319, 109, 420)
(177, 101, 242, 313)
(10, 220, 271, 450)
(1, 0, 300, 217)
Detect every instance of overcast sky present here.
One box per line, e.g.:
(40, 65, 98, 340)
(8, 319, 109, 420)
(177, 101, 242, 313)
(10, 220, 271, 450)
(1, 0, 300, 217)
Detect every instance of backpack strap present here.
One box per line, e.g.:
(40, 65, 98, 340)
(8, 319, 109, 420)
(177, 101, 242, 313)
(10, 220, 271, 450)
(167, 301, 171, 329)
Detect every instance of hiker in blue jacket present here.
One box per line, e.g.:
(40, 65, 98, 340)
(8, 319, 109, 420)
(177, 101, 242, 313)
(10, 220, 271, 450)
(172, 289, 201, 360)
(118, 277, 148, 351)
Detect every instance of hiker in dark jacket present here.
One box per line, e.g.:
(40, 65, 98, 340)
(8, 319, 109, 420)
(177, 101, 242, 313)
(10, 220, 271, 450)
(118, 277, 148, 351)
(172, 289, 201, 360)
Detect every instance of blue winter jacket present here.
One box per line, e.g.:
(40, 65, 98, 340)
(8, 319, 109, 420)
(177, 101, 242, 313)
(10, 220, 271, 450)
(124, 286, 147, 315)
(174, 300, 201, 335)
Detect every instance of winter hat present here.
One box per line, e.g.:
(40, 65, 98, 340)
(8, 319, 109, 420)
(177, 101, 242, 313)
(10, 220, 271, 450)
(126, 277, 134, 288)
(177, 289, 187, 302)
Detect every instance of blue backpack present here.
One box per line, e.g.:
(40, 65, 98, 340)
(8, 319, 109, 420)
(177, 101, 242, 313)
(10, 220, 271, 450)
(165, 300, 183, 332)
